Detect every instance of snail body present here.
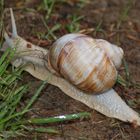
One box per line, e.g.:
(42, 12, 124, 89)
(2, 9, 140, 126)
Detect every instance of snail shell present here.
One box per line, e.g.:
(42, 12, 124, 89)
(48, 34, 124, 94)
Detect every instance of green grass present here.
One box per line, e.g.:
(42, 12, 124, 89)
(66, 15, 84, 33)
(0, 49, 90, 139)
(0, 48, 90, 139)
(36, 0, 84, 40)
(43, 19, 61, 40)
(0, 48, 28, 139)
(39, 0, 56, 21)
(14, 112, 90, 125)
(93, 20, 106, 37)
(117, 0, 133, 30)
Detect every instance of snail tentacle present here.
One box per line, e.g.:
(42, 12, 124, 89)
(4, 32, 14, 48)
(10, 8, 17, 37)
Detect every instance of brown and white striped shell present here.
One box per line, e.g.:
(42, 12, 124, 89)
(48, 34, 124, 94)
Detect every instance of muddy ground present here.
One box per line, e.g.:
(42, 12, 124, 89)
(5, 0, 140, 140)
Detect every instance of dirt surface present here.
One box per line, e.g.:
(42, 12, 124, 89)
(4, 0, 140, 139)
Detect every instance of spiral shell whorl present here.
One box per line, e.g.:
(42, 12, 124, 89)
(49, 34, 123, 94)
(96, 39, 124, 69)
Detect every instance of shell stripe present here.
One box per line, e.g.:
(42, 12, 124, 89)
(57, 41, 73, 75)
(76, 51, 105, 92)
(77, 53, 116, 93)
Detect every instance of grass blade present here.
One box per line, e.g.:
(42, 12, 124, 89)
(17, 112, 90, 125)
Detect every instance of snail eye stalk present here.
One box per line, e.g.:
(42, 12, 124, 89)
(3, 8, 17, 48)
(10, 8, 17, 38)
(4, 32, 14, 48)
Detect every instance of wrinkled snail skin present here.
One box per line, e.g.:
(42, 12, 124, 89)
(2, 8, 140, 126)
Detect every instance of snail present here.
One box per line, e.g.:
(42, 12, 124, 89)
(2, 9, 140, 126)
